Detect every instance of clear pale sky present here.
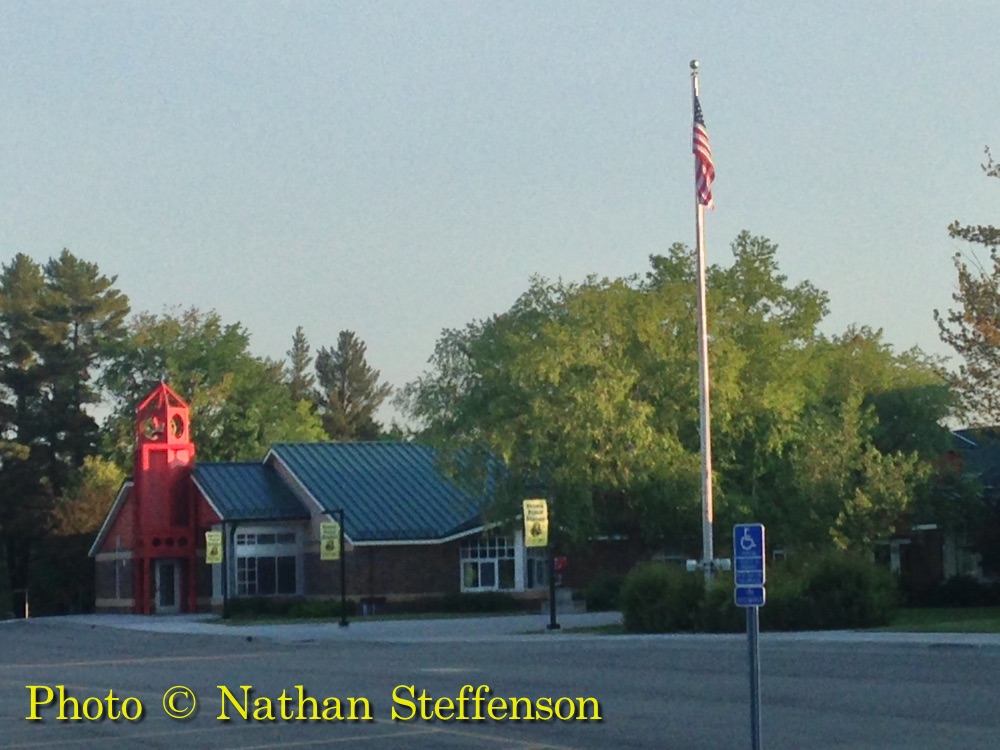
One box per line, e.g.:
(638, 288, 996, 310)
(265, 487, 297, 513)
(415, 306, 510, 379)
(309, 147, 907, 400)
(2, 2, 997, 421)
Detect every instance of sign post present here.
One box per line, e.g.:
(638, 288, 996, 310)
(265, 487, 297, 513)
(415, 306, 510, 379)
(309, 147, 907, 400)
(733, 523, 765, 750)
(320, 514, 349, 627)
(523, 499, 558, 630)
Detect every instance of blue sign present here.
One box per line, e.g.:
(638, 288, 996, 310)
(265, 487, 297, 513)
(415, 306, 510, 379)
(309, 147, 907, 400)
(733, 523, 766, 608)
(735, 586, 766, 607)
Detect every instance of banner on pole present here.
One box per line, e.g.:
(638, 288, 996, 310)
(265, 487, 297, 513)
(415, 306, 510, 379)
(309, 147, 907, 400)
(522, 498, 549, 548)
(320, 521, 341, 561)
(205, 531, 223, 564)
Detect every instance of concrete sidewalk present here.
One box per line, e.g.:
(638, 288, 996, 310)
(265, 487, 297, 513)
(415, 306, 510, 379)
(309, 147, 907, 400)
(34, 611, 1000, 648)
(50, 611, 623, 643)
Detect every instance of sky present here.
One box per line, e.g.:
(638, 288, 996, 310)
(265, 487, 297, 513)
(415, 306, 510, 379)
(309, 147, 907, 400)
(2, 2, 998, 424)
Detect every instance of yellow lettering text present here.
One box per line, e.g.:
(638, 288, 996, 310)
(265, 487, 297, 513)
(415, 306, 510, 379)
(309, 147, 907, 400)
(217, 685, 251, 721)
(391, 685, 416, 721)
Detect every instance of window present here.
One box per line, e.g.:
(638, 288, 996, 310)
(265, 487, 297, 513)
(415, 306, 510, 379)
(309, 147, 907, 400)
(234, 527, 300, 596)
(526, 548, 548, 590)
(236, 555, 297, 595)
(460, 535, 516, 592)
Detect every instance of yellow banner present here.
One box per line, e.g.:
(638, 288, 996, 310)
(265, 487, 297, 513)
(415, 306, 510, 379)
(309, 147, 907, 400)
(205, 531, 223, 564)
(320, 521, 341, 561)
(522, 498, 549, 548)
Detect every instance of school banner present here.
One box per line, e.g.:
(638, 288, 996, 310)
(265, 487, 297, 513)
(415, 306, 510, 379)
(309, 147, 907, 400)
(205, 531, 223, 564)
(522, 498, 549, 548)
(320, 521, 341, 561)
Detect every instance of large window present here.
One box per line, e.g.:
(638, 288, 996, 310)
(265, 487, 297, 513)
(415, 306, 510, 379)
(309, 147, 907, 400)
(460, 535, 516, 592)
(234, 528, 299, 596)
(526, 547, 548, 590)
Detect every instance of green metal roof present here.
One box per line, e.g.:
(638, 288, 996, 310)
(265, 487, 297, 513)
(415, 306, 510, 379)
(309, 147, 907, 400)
(192, 463, 311, 522)
(267, 442, 485, 542)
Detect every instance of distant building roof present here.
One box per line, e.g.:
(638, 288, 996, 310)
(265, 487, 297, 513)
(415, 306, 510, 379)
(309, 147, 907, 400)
(266, 442, 486, 542)
(193, 463, 311, 522)
(952, 428, 1000, 491)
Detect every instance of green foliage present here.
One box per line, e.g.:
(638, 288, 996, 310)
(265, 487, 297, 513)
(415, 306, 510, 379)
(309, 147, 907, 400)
(286, 599, 358, 619)
(402, 233, 950, 554)
(285, 325, 316, 404)
(582, 573, 625, 612)
(697, 573, 744, 632)
(435, 591, 524, 613)
(932, 149, 1000, 563)
(918, 575, 1000, 608)
(52, 456, 126, 537)
(0, 250, 129, 615)
(935, 147, 1000, 425)
(227, 597, 358, 619)
(314, 330, 392, 441)
(801, 551, 898, 628)
(100, 307, 326, 467)
(620, 562, 704, 633)
(621, 553, 897, 633)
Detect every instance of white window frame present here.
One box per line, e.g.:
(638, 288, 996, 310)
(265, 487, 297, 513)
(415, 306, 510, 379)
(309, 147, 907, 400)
(232, 525, 302, 597)
(460, 535, 518, 593)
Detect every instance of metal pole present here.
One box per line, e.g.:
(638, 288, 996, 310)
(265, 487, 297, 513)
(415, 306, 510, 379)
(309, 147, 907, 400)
(546, 551, 560, 630)
(221, 522, 229, 619)
(691, 60, 715, 583)
(747, 606, 762, 750)
(338, 509, 349, 627)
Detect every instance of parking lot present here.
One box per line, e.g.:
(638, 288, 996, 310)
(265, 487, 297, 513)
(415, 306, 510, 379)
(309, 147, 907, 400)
(2, 615, 999, 749)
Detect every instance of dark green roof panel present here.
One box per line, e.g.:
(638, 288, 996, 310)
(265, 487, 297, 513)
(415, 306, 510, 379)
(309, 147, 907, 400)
(268, 442, 484, 542)
(193, 463, 310, 521)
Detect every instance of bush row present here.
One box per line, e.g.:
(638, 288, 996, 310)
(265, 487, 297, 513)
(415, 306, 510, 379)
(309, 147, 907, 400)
(619, 552, 899, 633)
(908, 575, 1000, 608)
(225, 591, 527, 619)
(226, 596, 357, 619)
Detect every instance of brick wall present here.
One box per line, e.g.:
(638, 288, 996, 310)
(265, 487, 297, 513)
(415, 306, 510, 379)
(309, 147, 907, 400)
(304, 541, 461, 599)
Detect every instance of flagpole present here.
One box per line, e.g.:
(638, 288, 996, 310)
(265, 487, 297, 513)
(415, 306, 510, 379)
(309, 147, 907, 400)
(691, 59, 714, 583)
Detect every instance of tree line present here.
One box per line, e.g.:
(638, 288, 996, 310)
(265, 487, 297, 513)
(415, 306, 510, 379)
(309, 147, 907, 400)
(0, 254, 392, 615)
(1, 153, 998, 615)
(398, 153, 1000, 570)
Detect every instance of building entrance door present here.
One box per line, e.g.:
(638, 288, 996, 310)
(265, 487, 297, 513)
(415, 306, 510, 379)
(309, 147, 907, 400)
(154, 559, 181, 614)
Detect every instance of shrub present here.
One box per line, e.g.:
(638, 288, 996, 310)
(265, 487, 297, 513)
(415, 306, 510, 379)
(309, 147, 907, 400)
(759, 562, 815, 631)
(582, 573, 625, 612)
(227, 596, 358, 619)
(287, 599, 358, 619)
(801, 552, 898, 628)
(437, 592, 523, 613)
(926, 575, 1000, 608)
(698, 573, 743, 633)
(226, 597, 296, 618)
(620, 562, 704, 633)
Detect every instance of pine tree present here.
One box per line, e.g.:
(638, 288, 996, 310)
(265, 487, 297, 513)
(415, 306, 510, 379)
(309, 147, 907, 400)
(0, 250, 128, 616)
(314, 331, 392, 441)
(286, 326, 315, 403)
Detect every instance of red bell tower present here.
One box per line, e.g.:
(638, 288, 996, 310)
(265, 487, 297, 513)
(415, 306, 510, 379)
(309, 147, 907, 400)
(131, 383, 197, 614)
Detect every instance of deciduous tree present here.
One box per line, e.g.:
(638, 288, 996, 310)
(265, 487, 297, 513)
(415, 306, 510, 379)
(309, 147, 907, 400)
(101, 308, 325, 467)
(402, 233, 951, 554)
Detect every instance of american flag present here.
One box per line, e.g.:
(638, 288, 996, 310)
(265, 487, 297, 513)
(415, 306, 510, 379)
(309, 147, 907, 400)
(692, 93, 715, 209)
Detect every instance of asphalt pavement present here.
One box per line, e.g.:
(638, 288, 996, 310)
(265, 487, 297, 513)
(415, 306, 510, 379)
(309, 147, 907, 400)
(2, 613, 999, 749)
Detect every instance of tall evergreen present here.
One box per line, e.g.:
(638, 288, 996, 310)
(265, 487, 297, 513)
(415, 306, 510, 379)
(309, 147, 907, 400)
(0, 250, 128, 615)
(314, 331, 392, 441)
(286, 326, 315, 403)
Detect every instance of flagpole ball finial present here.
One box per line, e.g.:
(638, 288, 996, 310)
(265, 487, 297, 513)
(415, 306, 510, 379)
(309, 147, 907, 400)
(690, 59, 699, 70)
